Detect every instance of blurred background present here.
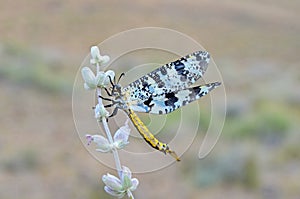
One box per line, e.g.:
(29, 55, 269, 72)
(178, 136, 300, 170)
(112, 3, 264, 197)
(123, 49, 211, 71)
(1, 0, 299, 198)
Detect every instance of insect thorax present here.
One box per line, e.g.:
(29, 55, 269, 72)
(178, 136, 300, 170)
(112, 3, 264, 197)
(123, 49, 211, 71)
(111, 83, 131, 110)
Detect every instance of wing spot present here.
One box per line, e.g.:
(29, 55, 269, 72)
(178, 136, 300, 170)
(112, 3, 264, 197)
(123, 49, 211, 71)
(143, 96, 154, 107)
(160, 67, 167, 75)
(164, 92, 178, 107)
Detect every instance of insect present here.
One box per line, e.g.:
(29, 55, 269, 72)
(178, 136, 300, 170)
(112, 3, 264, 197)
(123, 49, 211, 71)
(101, 51, 221, 161)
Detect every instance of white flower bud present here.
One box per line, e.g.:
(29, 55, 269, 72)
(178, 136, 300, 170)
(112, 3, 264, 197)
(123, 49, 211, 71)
(99, 55, 110, 65)
(81, 67, 97, 90)
(102, 173, 123, 191)
(93, 135, 111, 153)
(90, 46, 110, 66)
(94, 104, 109, 121)
(113, 120, 130, 149)
(102, 167, 139, 198)
(90, 46, 101, 60)
(103, 70, 115, 86)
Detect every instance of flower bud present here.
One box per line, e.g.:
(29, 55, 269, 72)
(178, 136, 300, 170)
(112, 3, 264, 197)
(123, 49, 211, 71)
(81, 67, 97, 90)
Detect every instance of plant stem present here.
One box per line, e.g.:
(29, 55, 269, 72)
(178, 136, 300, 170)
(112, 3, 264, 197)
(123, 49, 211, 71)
(96, 63, 122, 177)
(101, 117, 122, 175)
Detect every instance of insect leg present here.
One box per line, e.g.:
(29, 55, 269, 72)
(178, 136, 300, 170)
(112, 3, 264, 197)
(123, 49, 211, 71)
(99, 95, 114, 102)
(104, 103, 115, 108)
(104, 87, 113, 96)
(109, 107, 119, 118)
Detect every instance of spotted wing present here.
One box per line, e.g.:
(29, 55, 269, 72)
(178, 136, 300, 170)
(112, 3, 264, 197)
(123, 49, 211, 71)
(129, 82, 221, 114)
(122, 51, 210, 104)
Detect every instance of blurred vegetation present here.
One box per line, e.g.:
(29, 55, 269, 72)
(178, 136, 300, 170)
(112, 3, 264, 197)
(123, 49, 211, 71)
(180, 98, 299, 193)
(275, 140, 300, 165)
(0, 42, 72, 94)
(224, 101, 294, 144)
(1, 149, 40, 173)
(183, 148, 259, 190)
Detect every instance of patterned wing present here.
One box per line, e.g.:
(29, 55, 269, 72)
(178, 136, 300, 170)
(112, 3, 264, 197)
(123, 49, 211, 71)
(129, 82, 221, 114)
(122, 51, 210, 103)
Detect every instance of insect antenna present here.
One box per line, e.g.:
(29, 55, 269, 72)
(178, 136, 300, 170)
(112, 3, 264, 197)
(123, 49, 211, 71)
(108, 75, 115, 87)
(117, 72, 125, 84)
(108, 75, 116, 94)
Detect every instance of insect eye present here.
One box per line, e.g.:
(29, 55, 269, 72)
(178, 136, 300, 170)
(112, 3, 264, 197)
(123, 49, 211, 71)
(115, 84, 122, 91)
